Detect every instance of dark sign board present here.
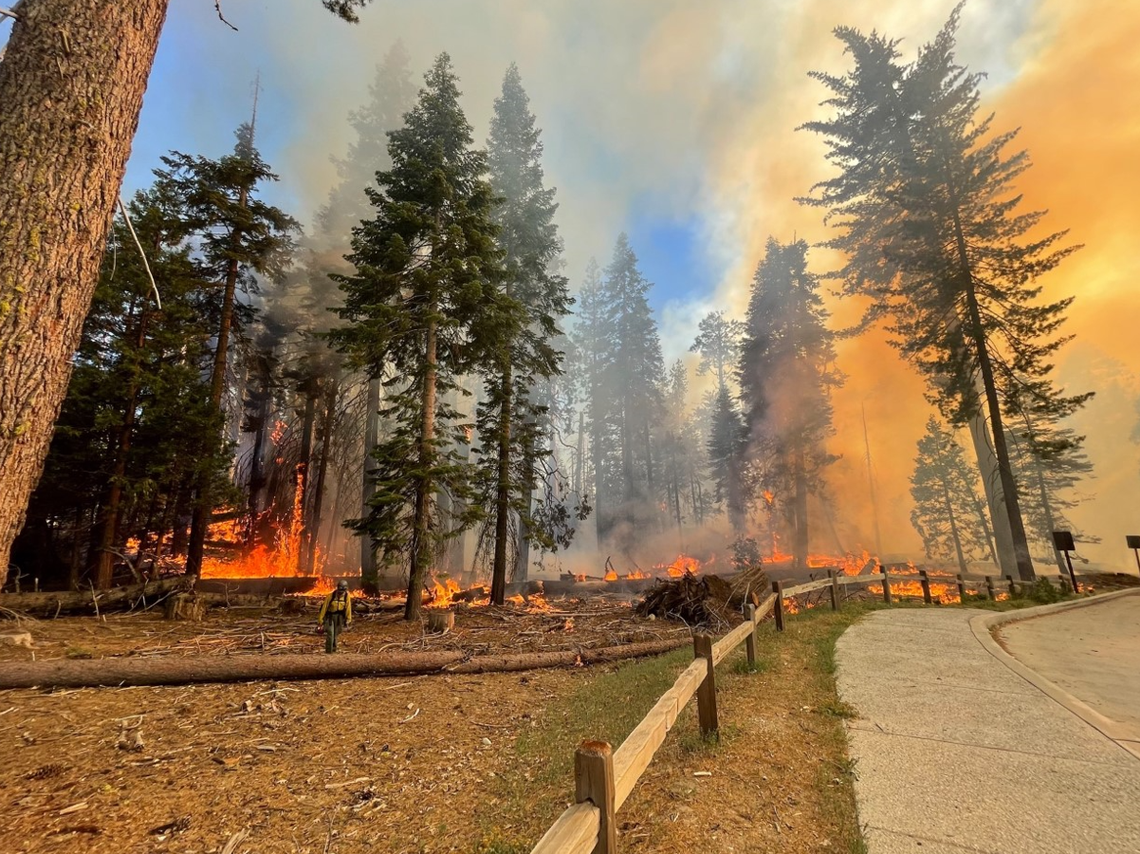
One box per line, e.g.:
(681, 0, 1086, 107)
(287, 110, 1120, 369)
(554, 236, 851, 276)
(1052, 530, 1076, 551)
(1127, 535, 1140, 550)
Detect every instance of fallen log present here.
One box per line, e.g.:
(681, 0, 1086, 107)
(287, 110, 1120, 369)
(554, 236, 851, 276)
(0, 637, 689, 690)
(0, 577, 190, 617)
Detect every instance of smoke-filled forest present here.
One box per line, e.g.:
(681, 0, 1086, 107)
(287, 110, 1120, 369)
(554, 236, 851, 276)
(5, 0, 1139, 609)
(3, 2, 1140, 853)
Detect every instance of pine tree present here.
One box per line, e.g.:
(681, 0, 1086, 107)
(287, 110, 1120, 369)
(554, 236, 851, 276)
(331, 54, 512, 621)
(477, 63, 572, 603)
(739, 238, 841, 570)
(1005, 381, 1096, 570)
(707, 385, 747, 533)
(16, 188, 227, 588)
(690, 311, 744, 396)
(308, 42, 417, 592)
(570, 260, 618, 543)
(909, 417, 990, 572)
(601, 234, 666, 543)
(801, 6, 1087, 580)
(156, 122, 299, 578)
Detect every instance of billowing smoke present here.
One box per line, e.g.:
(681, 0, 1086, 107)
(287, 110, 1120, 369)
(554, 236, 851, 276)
(137, 0, 1140, 570)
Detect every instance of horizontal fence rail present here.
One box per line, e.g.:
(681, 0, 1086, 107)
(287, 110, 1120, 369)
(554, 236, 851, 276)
(530, 567, 1082, 852)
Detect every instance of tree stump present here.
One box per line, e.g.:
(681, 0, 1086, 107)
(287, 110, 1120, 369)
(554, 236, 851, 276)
(427, 610, 454, 634)
(164, 593, 206, 622)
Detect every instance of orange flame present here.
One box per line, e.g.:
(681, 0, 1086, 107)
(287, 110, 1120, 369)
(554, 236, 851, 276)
(654, 554, 701, 578)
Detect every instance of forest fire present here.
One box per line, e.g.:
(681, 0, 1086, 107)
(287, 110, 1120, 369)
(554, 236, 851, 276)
(198, 477, 331, 595)
(656, 554, 702, 578)
(426, 575, 464, 608)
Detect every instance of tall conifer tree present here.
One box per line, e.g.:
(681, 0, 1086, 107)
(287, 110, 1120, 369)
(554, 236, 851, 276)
(801, 6, 1088, 580)
(739, 238, 840, 570)
(331, 54, 512, 620)
(478, 64, 571, 603)
(910, 417, 990, 572)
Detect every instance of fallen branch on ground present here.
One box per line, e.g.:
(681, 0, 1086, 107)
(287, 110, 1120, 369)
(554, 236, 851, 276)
(0, 637, 689, 690)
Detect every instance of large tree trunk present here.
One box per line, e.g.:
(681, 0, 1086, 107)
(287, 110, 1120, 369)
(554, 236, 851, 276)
(186, 188, 248, 577)
(514, 427, 537, 583)
(305, 379, 338, 574)
(965, 414, 1017, 572)
(360, 376, 381, 590)
(490, 364, 513, 605)
(0, 0, 170, 589)
(0, 636, 688, 690)
(941, 141, 1034, 581)
(406, 316, 437, 622)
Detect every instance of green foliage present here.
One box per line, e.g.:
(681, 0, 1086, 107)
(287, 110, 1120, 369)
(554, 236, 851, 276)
(708, 386, 747, 531)
(690, 310, 744, 395)
(331, 54, 511, 613)
(800, 7, 1090, 576)
(570, 236, 666, 547)
(909, 417, 993, 569)
(473, 63, 577, 593)
(739, 238, 841, 566)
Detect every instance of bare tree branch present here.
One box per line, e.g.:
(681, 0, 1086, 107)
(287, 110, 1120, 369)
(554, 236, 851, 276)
(214, 0, 238, 31)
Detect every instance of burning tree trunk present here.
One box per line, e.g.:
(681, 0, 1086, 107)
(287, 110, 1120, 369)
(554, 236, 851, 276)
(0, 0, 171, 589)
(294, 385, 317, 572)
(514, 427, 537, 584)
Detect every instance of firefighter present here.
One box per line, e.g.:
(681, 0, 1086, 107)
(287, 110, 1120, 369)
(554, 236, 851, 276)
(317, 579, 352, 653)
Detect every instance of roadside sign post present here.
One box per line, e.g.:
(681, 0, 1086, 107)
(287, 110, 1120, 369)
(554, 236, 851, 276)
(1052, 531, 1079, 594)
(1127, 535, 1140, 575)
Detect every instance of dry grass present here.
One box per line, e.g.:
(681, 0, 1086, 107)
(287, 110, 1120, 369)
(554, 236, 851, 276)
(480, 605, 873, 854)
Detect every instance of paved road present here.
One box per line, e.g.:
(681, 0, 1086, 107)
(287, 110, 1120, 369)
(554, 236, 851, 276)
(1000, 595, 1140, 741)
(836, 606, 1140, 853)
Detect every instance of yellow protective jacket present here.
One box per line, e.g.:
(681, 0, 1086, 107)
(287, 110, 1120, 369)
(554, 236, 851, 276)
(317, 588, 352, 626)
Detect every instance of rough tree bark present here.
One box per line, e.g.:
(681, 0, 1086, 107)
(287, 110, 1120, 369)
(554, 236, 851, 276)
(0, 0, 171, 589)
(360, 376, 380, 590)
(490, 361, 512, 605)
(405, 314, 436, 621)
(305, 378, 338, 574)
(0, 637, 688, 689)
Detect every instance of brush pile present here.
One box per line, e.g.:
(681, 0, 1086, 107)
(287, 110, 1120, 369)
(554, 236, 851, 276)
(635, 572, 744, 629)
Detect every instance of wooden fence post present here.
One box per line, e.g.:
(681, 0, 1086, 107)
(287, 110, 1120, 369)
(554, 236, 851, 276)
(693, 634, 718, 737)
(1005, 575, 1016, 596)
(772, 580, 785, 632)
(880, 567, 893, 605)
(985, 576, 996, 599)
(828, 570, 840, 611)
(575, 741, 616, 854)
(956, 573, 967, 602)
(919, 570, 932, 605)
(745, 604, 758, 667)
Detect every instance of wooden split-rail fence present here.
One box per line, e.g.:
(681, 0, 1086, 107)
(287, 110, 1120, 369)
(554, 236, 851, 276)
(531, 565, 1077, 853)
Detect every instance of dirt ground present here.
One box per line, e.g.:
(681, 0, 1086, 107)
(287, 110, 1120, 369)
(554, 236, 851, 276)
(0, 594, 681, 664)
(0, 596, 692, 854)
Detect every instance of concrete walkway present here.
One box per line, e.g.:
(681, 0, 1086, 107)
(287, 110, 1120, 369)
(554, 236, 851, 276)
(1000, 594, 1140, 750)
(836, 606, 1140, 853)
